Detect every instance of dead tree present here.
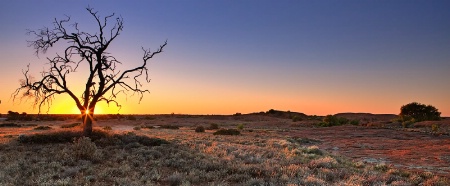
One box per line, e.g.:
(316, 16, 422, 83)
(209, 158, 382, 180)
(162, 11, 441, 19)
(13, 8, 167, 136)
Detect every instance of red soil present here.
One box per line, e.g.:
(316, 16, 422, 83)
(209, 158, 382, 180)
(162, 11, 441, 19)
(284, 125, 450, 177)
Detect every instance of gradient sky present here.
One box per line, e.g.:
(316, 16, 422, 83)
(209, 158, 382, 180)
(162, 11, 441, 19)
(0, 0, 449, 116)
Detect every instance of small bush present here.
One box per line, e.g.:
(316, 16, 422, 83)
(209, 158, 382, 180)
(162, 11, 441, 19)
(350, 119, 360, 125)
(61, 122, 81, 128)
(103, 126, 112, 130)
(317, 115, 350, 127)
(195, 126, 205, 133)
(431, 124, 439, 133)
(237, 123, 245, 130)
(34, 126, 52, 130)
(208, 123, 219, 130)
(133, 126, 141, 130)
(292, 115, 303, 122)
(397, 115, 416, 128)
(0, 123, 21, 127)
(213, 129, 240, 135)
(72, 137, 97, 160)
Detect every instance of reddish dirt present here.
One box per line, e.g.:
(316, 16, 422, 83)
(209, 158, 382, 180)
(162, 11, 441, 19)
(284, 125, 450, 178)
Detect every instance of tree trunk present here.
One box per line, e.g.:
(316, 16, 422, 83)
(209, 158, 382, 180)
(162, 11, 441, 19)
(82, 112, 94, 136)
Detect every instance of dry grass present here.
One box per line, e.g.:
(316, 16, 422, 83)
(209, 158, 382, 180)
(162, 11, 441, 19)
(0, 117, 448, 185)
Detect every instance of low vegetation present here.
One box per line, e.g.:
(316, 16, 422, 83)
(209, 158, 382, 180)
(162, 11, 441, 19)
(0, 123, 22, 127)
(0, 110, 448, 185)
(34, 126, 52, 130)
(195, 126, 205, 133)
(207, 123, 219, 130)
(1, 125, 447, 185)
(61, 123, 81, 128)
(159, 125, 180, 129)
(213, 128, 240, 135)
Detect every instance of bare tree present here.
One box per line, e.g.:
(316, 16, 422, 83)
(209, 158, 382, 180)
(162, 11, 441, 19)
(13, 8, 167, 136)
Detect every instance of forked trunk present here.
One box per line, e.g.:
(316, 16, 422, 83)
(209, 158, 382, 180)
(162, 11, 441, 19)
(82, 112, 94, 136)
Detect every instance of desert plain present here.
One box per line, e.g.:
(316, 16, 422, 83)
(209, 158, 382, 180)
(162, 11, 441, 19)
(0, 111, 449, 185)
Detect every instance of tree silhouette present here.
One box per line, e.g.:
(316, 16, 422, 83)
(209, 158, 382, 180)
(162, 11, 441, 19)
(13, 8, 167, 136)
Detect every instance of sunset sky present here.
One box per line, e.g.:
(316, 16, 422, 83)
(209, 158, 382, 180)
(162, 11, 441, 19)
(0, 0, 449, 116)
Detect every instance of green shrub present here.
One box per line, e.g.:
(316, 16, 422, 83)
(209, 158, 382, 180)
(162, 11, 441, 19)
(61, 123, 81, 128)
(195, 126, 205, 133)
(292, 115, 303, 122)
(34, 126, 52, 130)
(397, 115, 415, 128)
(208, 123, 219, 130)
(400, 102, 441, 122)
(350, 119, 360, 125)
(237, 123, 245, 130)
(318, 115, 349, 127)
(213, 129, 240, 135)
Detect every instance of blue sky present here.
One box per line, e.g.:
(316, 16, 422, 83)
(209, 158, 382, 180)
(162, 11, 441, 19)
(0, 0, 449, 115)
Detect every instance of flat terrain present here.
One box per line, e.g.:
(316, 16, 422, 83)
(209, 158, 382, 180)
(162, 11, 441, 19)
(0, 113, 449, 185)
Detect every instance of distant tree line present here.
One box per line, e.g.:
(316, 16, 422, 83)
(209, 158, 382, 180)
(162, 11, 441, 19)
(7, 111, 33, 121)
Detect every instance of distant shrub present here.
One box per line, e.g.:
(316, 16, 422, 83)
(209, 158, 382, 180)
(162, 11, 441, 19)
(103, 126, 112, 130)
(400, 102, 441, 122)
(127, 115, 137, 120)
(292, 115, 303, 122)
(0, 123, 21, 127)
(195, 126, 205, 133)
(233, 112, 242, 116)
(213, 129, 240, 135)
(208, 123, 219, 130)
(34, 126, 52, 130)
(61, 122, 81, 128)
(159, 125, 179, 129)
(237, 123, 245, 130)
(133, 126, 141, 130)
(350, 119, 360, 125)
(144, 116, 156, 120)
(318, 115, 349, 127)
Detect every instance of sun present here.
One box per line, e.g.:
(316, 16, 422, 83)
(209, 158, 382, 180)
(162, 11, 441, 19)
(85, 110, 90, 114)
